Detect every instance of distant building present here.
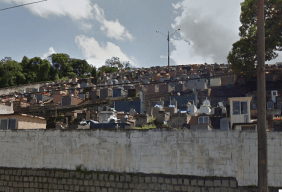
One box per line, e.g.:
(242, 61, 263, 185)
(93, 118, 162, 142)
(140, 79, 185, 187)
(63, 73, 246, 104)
(0, 114, 46, 129)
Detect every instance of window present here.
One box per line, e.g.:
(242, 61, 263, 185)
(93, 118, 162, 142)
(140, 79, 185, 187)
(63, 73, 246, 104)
(233, 101, 248, 115)
(233, 101, 240, 115)
(0, 119, 8, 129)
(0, 118, 17, 129)
(241, 102, 247, 114)
(9, 119, 17, 129)
(198, 116, 209, 124)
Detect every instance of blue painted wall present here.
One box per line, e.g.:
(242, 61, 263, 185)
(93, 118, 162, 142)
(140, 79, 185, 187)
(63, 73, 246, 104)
(114, 100, 141, 114)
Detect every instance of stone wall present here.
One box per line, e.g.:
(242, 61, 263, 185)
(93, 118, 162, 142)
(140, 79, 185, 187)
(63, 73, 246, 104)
(0, 130, 281, 188)
(0, 167, 272, 192)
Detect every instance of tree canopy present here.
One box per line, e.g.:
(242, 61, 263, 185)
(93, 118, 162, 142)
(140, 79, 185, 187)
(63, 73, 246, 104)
(227, 0, 282, 73)
(0, 54, 95, 88)
(99, 57, 134, 74)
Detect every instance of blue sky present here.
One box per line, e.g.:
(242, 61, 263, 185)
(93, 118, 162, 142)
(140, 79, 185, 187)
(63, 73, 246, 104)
(0, 0, 281, 68)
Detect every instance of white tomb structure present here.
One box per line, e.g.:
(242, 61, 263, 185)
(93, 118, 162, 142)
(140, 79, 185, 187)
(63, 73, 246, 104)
(199, 99, 211, 114)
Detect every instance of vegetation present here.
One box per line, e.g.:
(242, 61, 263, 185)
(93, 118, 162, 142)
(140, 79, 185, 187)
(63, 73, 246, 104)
(98, 57, 133, 74)
(135, 124, 157, 129)
(227, 0, 282, 74)
(0, 55, 133, 89)
(75, 164, 90, 175)
(134, 117, 157, 129)
(0, 54, 96, 88)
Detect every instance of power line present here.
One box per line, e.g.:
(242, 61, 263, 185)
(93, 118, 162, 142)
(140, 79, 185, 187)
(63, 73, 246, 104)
(0, 0, 48, 12)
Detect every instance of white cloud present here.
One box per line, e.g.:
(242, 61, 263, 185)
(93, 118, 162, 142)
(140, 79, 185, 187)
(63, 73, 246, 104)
(170, 39, 213, 64)
(93, 4, 134, 41)
(78, 22, 93, 32)
(171, 0, 243, 64)
(75, 35, 136, 68)
(1, 0, 94, 20)
(42, 47, 56, 59)
(1, 0, 134, 41)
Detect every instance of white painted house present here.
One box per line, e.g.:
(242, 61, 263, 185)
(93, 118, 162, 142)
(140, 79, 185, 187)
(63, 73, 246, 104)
(228, 97, 252, 130)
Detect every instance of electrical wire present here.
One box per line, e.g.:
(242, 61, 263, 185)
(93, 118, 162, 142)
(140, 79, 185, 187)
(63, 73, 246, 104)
(0, 0, 48, 12)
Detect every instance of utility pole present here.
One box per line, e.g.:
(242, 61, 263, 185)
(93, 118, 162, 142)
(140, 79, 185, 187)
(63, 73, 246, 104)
(168, 31, 170, 67)
(257, 0, 268, 191)
(156, 29, 180, 70)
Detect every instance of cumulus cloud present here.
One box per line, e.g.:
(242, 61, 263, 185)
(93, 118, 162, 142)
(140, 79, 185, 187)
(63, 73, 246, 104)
(171, 0, 243, 64)
(75, 35, 136, 68)
(1, 0, 94, 20)
(1, 0, 133, 40)
(93, 4, 134, 41)
(78, 22, 93, 32)
(42, 47, 56, 59)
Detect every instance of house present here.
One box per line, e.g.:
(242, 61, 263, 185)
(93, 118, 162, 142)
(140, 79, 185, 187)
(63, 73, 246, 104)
(159, 83, 173, 94)
(0, 114, 46, 129)
(228, 97, 252, 129)
(190, 114, 212, 131)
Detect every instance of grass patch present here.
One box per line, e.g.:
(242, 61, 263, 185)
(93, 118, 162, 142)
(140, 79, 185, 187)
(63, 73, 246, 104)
(134, 124, 157, 129)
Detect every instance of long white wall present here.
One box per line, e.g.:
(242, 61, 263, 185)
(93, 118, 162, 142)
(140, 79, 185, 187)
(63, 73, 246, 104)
(0, 130, 281, 186)
(0, 83, 43, 95)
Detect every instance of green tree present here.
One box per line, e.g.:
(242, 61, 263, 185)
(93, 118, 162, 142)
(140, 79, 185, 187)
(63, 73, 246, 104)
(99, 65, 119, 74)
(105, 57, 123, 69)
(91, 67, 97, 78)
(48, 53, 75, 78)
(70, 59, 92, 77)
(227, 0, 282, 73)
(0, 60, 25, 88)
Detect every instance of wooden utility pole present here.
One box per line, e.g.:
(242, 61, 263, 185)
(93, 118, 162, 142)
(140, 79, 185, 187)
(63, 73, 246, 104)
(257, 0, 268, 191)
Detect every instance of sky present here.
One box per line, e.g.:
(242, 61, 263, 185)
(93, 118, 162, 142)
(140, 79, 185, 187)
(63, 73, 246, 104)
(0, 0, 281, 68)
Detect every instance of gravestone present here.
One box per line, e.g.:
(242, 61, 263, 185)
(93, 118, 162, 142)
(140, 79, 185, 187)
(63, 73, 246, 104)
(170, 98, 177, 107)
(277, 96, 282, 111)
(157, 99, 164, 107)
(267, 101, 274, 109)
(214, 107, 222, 116)
(220, 118, 229, 130)
(128, 89, 136, 97)
(180, 104, 188, 111)
(139, 91, 145, 102)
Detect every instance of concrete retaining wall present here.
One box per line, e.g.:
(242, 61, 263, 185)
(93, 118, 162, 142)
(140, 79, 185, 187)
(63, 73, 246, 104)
(0, 130, 281, 187)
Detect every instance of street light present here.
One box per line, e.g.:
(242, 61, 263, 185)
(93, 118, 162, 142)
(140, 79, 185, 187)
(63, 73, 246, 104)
(156, 29, 180, 69)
